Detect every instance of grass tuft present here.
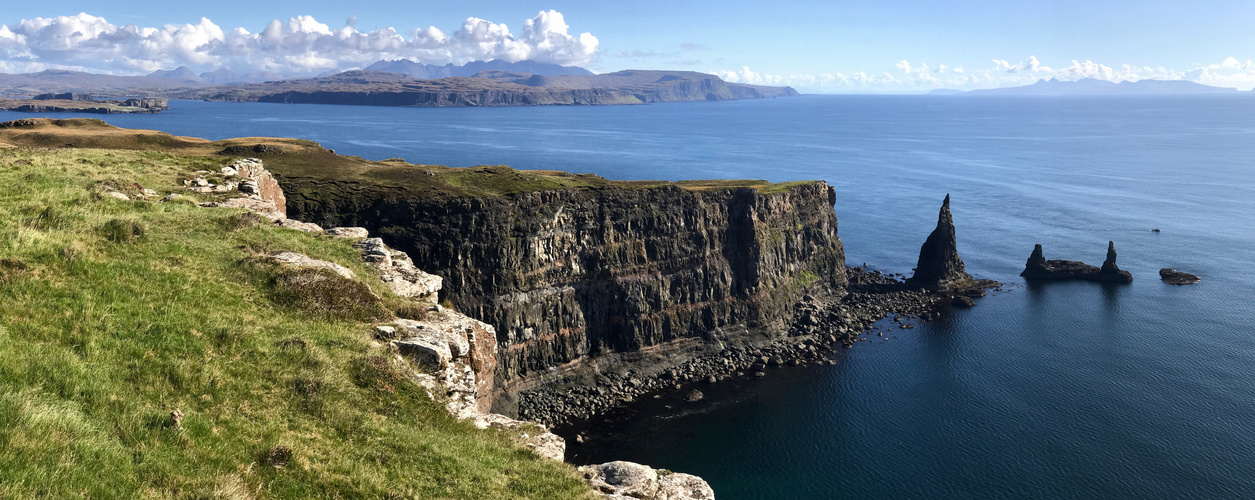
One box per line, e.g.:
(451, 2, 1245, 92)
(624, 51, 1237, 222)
(100, 218, 147, 243)
(269, 267, 393, 323)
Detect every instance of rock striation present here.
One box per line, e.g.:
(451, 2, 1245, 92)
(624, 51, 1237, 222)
(1159, 268, 1200, 285)
(1021, 241, 1133, 283)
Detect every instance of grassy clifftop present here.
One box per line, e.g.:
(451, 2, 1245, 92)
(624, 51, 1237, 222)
(0, 145, 591, 497)
(0, 118, 821, 200)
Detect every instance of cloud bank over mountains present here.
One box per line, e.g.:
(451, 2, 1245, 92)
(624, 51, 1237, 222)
(0, 10, 598, 75)
(718, 56, 1255, 93)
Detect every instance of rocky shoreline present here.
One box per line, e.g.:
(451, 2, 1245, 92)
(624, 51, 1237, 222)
(517, 266, 982, 427)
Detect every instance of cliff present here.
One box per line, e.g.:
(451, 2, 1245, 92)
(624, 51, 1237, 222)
(0, 97, 168, 114)
(278, 172, 846, 412)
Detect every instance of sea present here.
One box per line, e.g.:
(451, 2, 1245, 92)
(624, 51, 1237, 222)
(7, 95, 1254, 499)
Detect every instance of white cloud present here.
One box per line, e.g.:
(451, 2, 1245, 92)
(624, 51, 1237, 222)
(724, 55, 1255, 93)
(0, 10, 600, 75)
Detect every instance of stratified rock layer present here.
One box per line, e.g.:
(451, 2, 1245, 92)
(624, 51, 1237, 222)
(1021, 241, 1133, 283)
(907, 194, 975, 290)
(284, 182, 847, 411)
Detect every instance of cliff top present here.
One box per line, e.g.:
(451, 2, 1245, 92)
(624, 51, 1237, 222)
(0, 119, 823, 198)
(0, 142, 593, 498)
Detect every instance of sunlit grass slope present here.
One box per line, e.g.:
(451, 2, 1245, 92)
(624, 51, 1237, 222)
(0, 146, 591, 499)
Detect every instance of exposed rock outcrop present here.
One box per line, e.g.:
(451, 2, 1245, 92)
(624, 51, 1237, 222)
(1159, 268, 1200, 285)
(1021, 241, 1133, 283)
(580, 461, 715, 500)
(907, 194, 973, 290)
(191, 158, 289, 221)
(354, 237, 442, 303)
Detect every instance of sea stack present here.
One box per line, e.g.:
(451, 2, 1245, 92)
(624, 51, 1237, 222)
(1096, 241, 1133, 283)
(908, 194, 975, 290)
(1020, 241, 1132, 283)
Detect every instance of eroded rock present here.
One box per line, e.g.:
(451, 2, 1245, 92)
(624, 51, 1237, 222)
(1022, 241, 1133, 283)
(581, 461, 714, 500)
(907, 194, 974, 290)
(1160, 268, 1200, 285)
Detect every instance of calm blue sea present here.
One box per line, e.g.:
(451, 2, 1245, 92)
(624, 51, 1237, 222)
(8, 96, 1255, 499)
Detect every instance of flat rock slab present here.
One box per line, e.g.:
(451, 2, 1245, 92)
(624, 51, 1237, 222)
(267, 252, 355, 279)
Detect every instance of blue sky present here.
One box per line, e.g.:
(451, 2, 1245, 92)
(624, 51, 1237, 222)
(4, 1, 1255, 92)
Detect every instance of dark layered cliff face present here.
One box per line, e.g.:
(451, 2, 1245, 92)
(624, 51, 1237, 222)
(283, 181, 847, 408)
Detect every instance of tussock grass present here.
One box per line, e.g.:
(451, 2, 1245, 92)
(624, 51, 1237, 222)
(0, 146, 591, 499)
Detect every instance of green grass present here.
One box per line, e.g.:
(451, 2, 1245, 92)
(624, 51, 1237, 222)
(0, 147, 591, 499)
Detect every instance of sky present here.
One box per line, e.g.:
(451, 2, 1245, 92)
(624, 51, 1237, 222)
(3, 1, 1255, 92)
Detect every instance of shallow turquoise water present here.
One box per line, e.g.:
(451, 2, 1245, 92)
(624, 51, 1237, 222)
(8, 95, 1254, 498)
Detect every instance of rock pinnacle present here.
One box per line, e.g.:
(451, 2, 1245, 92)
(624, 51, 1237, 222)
(907, 194, 974, 290)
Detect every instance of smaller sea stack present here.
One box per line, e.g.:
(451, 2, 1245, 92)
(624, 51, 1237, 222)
(1021, 241, 1132, 283)
(907, 194, 975, 291)
(1159, 268, 1200, 285)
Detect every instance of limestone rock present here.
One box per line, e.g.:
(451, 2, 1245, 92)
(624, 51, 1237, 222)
(581, 461, 715, 500)
(107, 191, 130, 200)
(907, 194, 974, 291)
(395, 333, 453, 372)
(207, 198, 285, 221)
(267, 252, 355, 279)
(275, 218, 324, 234)
(354, 238, 443, 302)
(394, 318, 471, 360)
(1160, 268, 1200, 285)
(327, 226, 370, 239)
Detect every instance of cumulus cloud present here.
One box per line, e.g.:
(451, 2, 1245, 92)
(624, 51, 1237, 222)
(0, 10, 599, 75)
(724, 55, 1255, 93)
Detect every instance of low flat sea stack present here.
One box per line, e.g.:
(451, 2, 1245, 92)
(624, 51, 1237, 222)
(1021, 241, 1133, 283)
(908, 194, 976, 291)
(1160, 268, 1200, 285)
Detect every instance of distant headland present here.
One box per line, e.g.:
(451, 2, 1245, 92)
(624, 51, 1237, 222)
(0, 59, 799, 109)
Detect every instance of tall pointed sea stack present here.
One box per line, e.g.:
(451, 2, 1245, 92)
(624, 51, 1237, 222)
(908, 194, 975, 290)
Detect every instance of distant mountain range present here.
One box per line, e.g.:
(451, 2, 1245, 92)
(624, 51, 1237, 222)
(935, 78, 1239, 96)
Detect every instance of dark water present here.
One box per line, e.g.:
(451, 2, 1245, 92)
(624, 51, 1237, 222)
(9, 96, 1255, 499)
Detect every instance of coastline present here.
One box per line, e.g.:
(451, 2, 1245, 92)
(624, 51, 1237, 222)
(514, 267, 991, 428)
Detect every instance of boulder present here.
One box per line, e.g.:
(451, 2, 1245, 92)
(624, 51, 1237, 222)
(327, 226, 370, 239)
(275, 218, 324, 234)
(1159, 268, 1200, 285)
(581, 461, 715, 500)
